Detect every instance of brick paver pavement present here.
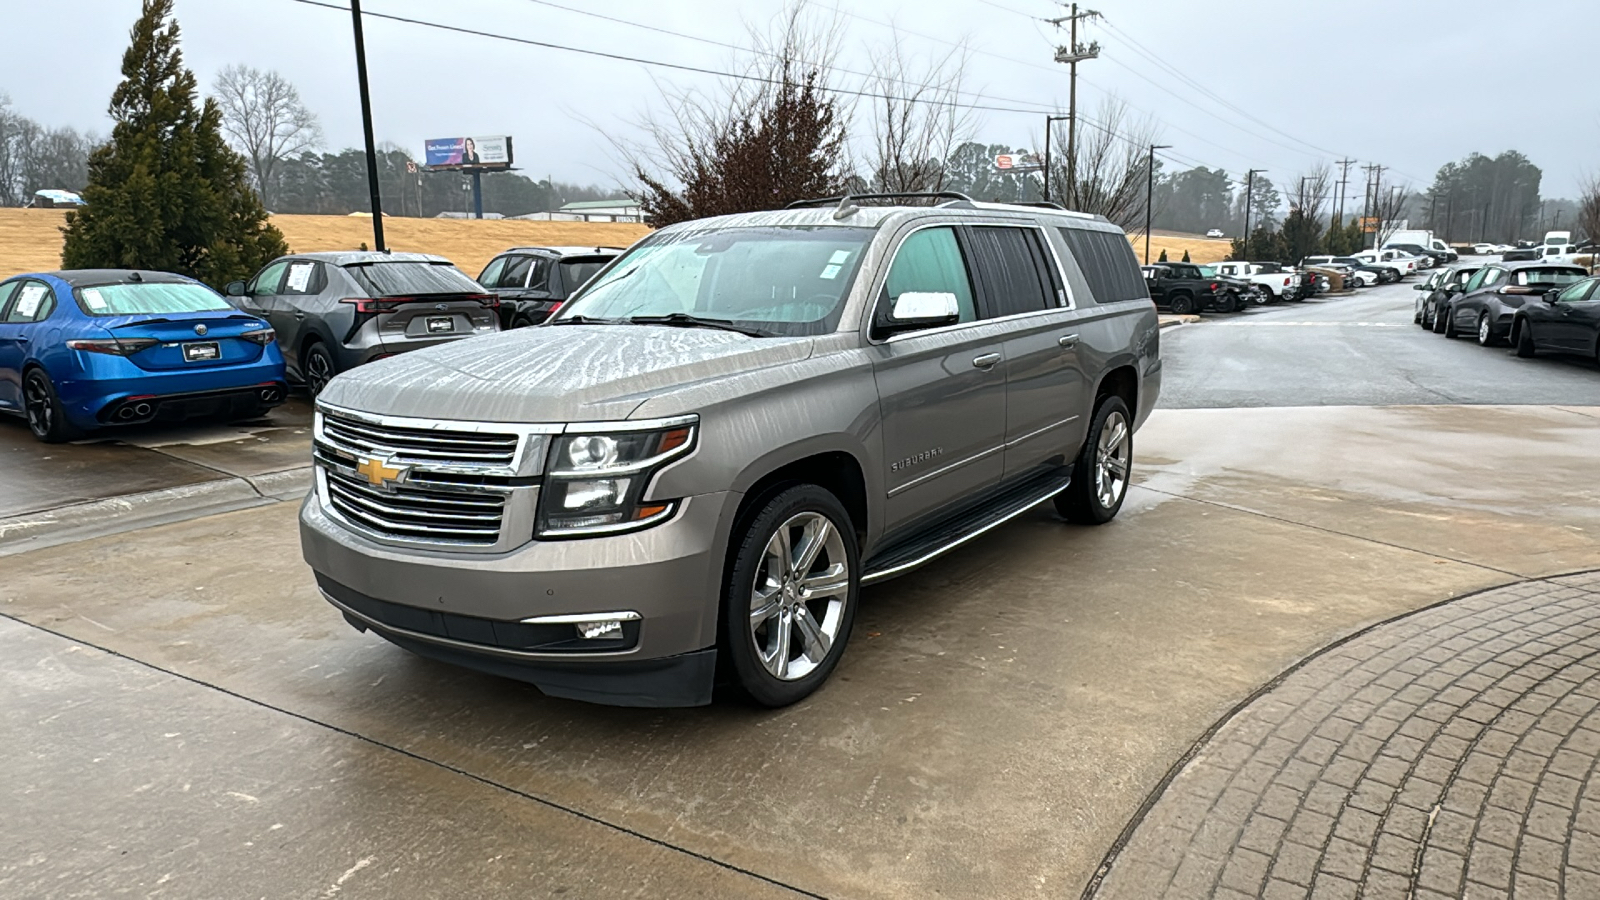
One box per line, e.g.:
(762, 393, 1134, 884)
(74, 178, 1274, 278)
(1090, 571, 1600, 900)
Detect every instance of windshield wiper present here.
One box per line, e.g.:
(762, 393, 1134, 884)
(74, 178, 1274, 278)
(549, 314, 623, 326)
(624, 313, 768, 337)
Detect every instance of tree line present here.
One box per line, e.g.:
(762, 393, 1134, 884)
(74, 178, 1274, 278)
(0, 95, 97, 207)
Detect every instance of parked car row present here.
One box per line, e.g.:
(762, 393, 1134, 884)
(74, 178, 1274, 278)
(1414, 260, 1598, 362)
(0, 244, 626, 442)
(1141, 260, 1316, 314)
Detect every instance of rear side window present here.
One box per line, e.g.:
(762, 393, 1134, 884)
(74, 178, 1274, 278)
(883, 226, 977, 324)
(559, 257, 614, 294)
(346, 262, 481, 297)
(1059, 227, 1149, 305)
(965, 226, 1053, 318)
(74, 282, 231, 316)
(3, 281, 54, 323)
(281, 261, 325, 296)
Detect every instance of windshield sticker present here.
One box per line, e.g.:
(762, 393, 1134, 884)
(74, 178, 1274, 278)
(819, 264, 842, 280)
(81, 287, 107, 310)
(286, 263, 314, 292)
(828, 250, 852, 265)
(15, 284, 45, 317)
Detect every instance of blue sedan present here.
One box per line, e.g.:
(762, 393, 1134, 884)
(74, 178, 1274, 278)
(0, 270, 288, 442)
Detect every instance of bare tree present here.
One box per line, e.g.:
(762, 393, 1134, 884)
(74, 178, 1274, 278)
(1578, 175, 1600, 273)
(865, 34, 973, 193)
(624, 3, 851, 226)
(1050, 98, 1162, 231)
(213, 65, 321, 209)
(1374, 182, 1411, 247)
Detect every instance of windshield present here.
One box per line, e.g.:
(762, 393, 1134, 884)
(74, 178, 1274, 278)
(346, 261, 482, 297)
(1513, 268, 1587, 287)
(74, 282, 231, 317)
(556, 226, 872, 336)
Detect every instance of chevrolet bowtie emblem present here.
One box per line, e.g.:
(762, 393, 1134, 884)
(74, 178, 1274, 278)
(356, 455, 405, 488)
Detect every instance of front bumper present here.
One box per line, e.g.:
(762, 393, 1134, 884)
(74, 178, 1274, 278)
(299, 490, 736, 706)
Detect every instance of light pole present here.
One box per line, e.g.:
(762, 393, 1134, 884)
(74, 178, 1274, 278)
(1144, 144, 1171, 263)
(349, 0, 386, 252)
(1041, 114, 1071, 205)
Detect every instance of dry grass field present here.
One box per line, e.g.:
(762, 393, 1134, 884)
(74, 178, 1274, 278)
(1, 207, 1232, 280)
(0, 208, 651, 280)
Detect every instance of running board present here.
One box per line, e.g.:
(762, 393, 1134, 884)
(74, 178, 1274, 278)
(860, 467, 1073, 585)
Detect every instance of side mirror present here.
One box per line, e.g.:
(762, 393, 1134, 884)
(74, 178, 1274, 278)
(879, 291, 960, 337)
(225, 281, 246, 297)
(1413, 283, 1426, 290)
(1544, 289, 1562, 303)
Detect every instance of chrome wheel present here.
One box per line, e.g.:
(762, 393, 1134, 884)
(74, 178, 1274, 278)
(23, 372, 52, 438)
(1478, 314, 1491, 345)
(1095, 410, 1130, 509)
(748, 511, 850, 681)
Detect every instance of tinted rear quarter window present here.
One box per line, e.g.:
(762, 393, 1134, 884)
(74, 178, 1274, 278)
(1058, 227, 1148, 304)
(965, 225, 1053, 318)
(346, 262, 482, 297)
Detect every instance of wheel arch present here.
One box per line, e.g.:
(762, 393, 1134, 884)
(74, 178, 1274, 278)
(727, 443, 872, 551)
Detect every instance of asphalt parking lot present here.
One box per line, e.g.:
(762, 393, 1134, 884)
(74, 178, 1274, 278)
(5, 281, 1600, 898)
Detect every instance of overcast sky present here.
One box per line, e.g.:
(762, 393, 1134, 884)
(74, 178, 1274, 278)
(4, 0, 1596, 199)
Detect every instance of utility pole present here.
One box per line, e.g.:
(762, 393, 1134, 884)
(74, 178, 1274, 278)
(1144, 144, 1172, 263)
(1049, 4, 1100, 209)
(1243, 169, 1264, 260)
(1333, 158, 1356, 227)
(1361, 164, 1385, 249)
(1041, 114, 1072, 204)
(348, 0, 386, 252)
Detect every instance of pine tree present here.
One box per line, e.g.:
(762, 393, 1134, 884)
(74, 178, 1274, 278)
(61, 0, 286, 286)
(1158, 248, 1168, 262)
(1181, 249, 1191, 262)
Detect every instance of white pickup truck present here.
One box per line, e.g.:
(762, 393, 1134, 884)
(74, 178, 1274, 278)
(1213, 261, 1303, 301)
(1351, 248, 1422, 278)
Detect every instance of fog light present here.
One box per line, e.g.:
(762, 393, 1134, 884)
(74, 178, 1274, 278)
(575, 619, 624, 640)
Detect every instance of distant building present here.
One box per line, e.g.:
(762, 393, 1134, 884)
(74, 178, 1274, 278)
(555, 199, 641, 223)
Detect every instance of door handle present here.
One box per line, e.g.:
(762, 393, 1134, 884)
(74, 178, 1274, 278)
(972, 353, 1001, 369)
(294, 311, 306, 320)
(1058, 333, 1080, 348)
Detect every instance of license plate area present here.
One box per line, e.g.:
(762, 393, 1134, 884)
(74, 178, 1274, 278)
(427, 316, 455, 334)
(183, 341, 220, 362)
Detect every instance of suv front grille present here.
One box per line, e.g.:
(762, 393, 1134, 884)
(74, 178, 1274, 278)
(321, 410, 520, 466)
(324, 465, 506, 545)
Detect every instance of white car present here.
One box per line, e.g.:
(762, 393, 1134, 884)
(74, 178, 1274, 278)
(1472, 243, 1495, 255)
(1205, 229, 1226, 238)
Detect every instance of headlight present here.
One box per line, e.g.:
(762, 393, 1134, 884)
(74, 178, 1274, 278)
(538, 419, 696, 537)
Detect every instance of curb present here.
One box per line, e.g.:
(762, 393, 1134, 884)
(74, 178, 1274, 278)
(1158, 315, 1201, 328)
(0, 466, 312, 558)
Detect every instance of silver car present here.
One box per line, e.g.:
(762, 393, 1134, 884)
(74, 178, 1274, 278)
(299, 195, 1163, 707)
(226, 251, 501, 397)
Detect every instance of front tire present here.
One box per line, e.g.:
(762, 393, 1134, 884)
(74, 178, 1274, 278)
(23, 369, 82, 444)
(1168, 293, 1195, 315)
(1055, 395, 1132, 525)
(1515, 321, 1537, 358)
(1442, 306, 1459, 338)
(1432, 303, 1449, 334)
(722, 485, 859, 708)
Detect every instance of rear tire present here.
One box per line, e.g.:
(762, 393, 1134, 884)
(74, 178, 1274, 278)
(1477, 313, 1497, 347)
(1514, 322, 1537, 358)
(722, 484, 859, 708)
(511, 315, 535, 329)
(23, 369, 82, 444)
(1168, 293, 1195, 315)
(1215, 292, 1239, 314)
(1055, 395, 1132, 526)
(302, 342, 336, 399)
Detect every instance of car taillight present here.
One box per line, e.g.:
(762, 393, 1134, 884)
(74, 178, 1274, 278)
(1210, 282, 1219, 291)
(66, 337, 158, 356)
(1283, 278, 1292, 286)
(241, 328, 276, 345)
(473, 293, 499, 309)
(339, 297, 396, 313)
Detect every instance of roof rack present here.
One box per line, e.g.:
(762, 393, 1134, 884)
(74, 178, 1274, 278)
(785, 191, 976, 222)
(1006, 201, 1068, 210)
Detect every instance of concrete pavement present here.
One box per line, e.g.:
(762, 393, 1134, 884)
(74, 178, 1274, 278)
(4, 403, 1598, 899)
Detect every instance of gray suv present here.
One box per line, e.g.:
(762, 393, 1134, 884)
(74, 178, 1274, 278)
(299, 194, 1162, 708)
(226, 251, 500, 397)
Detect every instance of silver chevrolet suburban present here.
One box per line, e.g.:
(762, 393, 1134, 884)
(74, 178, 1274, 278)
(300, 193, 1162, 708)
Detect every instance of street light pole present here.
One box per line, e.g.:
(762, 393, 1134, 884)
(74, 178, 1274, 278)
(1144, 144, 1171, 263)
(349, 0, 386, 252)
(1043, 114, 1068, 204)
(1243, 169, 1265, 261)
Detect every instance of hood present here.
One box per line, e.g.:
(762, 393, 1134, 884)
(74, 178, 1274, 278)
(319, 324, 815, 423)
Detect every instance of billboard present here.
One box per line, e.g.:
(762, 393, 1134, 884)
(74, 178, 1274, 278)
(424, 135, 513, 170)
(995, 153, 1043, 172)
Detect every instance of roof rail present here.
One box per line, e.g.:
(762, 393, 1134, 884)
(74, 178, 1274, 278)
(784, 191, 976, 211)
(1007, 201, 1068, 210)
